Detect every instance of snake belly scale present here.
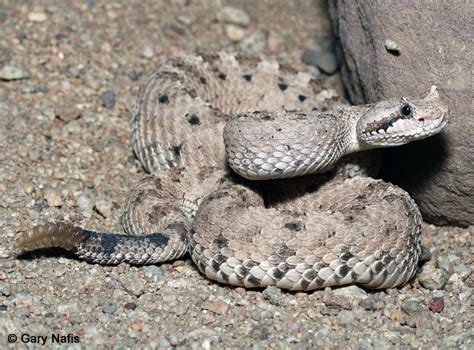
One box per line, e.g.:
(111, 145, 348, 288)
(16, 53, 448, 291)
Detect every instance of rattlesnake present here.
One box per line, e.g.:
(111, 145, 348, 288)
(16, 53, 448, 291)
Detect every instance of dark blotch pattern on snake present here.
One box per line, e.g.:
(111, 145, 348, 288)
(16, 53, 448, 290)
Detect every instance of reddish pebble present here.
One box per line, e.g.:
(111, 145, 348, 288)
(202, 313, 216, 324)
(116, 263, 128, 274)
(172, 260, 185, 267)
(465, 274, 474, 288)
(428, 296, 444, 313)
(161, 263, 175, 274)
(201, 300, 231, 315)
(284, 320, 304, 333)
(234, 287, 246, 296)
(266, 33, 281, 52)
(131, 322, 143, 331)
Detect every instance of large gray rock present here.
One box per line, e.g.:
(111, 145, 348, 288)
(329, 1, 473, 227)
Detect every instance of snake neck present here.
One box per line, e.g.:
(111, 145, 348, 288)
(340, 105, 377, 155)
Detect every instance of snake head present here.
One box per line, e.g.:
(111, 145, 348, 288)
(357, 86, 449, 147)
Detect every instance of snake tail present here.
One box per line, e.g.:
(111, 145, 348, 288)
(15, 223, 187, 265)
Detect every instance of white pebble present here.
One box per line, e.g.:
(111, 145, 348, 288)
(224, 25, 246, 42)
(28, 12, 47, 22)
(217, 7, 250, 27)
(384, 39, 400, 54)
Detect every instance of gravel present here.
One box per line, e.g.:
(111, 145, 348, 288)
(428, 296, 445, 313)
(418, 263, 450, 290)
(141, 45, 155, 59)
(217, 6, 251, 27)
(27, 11, 47, 23)
(100, 90, 116, 109)
(94, 199, 113, 218)
(0, 61, 31, 81)
(44, 189, 63, 207)
(401, 299, 423, 316)
(224, 24, 247, 42)
(0, 1, 472, 349)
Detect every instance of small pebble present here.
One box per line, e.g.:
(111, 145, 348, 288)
(0, 271, 7, 281)
(249, 325, 270, 341)
(266, 33, 281, 53)
(447, 254, 462, 265)
(0, 286, 11, 296)
(125, 302, 137, 310)
(166, 277, 195, 289)
(437, 255, 453, 274)
(444, 334, 464, 347)
(324, 294, 351, 310)
(143, 265, 165, 282)
(200, 300, 230, 315)
(0, 62, 31, 81)
(130, 322, 143, 331)
(260, 310, 273, 320)
(359, 296, 385, 311)
(100, 90, 116, 109)
(332, 285, 367, 303)
(0, 247, 10, 259)
(465, 274, 474, 288)
(418, 264, 450, 290)
(119, 272, 145, 297)
(453, 263, 471, 279)
(217, 7, 250, 27)
(128, 69, 141, 81)
(201, 312, 216, 325)
(57, 302, 80, 314)
(224, 25, 246, 42)
(262, 285, 286, 306)
(313, 329, 330, 339)
(94, 199, 113, 218)
(337, 310, 355, 325)
(401, 299, 422, 315)
(159, 338, 171, 348)
(176, 15, 192, 26)
(53, 267, 67, 277)
(102, 301, 117, 314)
(428, 296, 444, 313)
(44, 189, 63, 207)
(142, 45, 155, 59)
(13, 294, 36, 308)
(384, 39, 401, 55)
(319, 305, 338, 316)
(76, 194, 93, 211)
(458, 291, 471, 305)
(238, 31, 265, 51)
(41, 106, 55, 120)
(28, 12, 47, 22)
(54, 97, 81, 122)
(0, 304, 7, 312)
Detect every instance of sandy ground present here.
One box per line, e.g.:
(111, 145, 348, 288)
(0, 1, 472, 349)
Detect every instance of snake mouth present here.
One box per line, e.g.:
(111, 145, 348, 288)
(360, 107, 449, 146)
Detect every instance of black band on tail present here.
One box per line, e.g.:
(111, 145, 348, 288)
(16, 222, 181, 265)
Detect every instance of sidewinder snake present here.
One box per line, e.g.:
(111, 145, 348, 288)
(16, 53, 449, 291)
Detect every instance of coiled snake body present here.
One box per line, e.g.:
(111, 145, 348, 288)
(16, 53, 448, 291)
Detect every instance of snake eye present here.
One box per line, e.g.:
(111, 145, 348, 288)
(400, 104, 412, 117)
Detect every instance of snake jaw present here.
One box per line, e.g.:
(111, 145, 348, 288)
(357, 86, 449, 147)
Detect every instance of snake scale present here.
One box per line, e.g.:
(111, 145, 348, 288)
(16, 53, 449, 291)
